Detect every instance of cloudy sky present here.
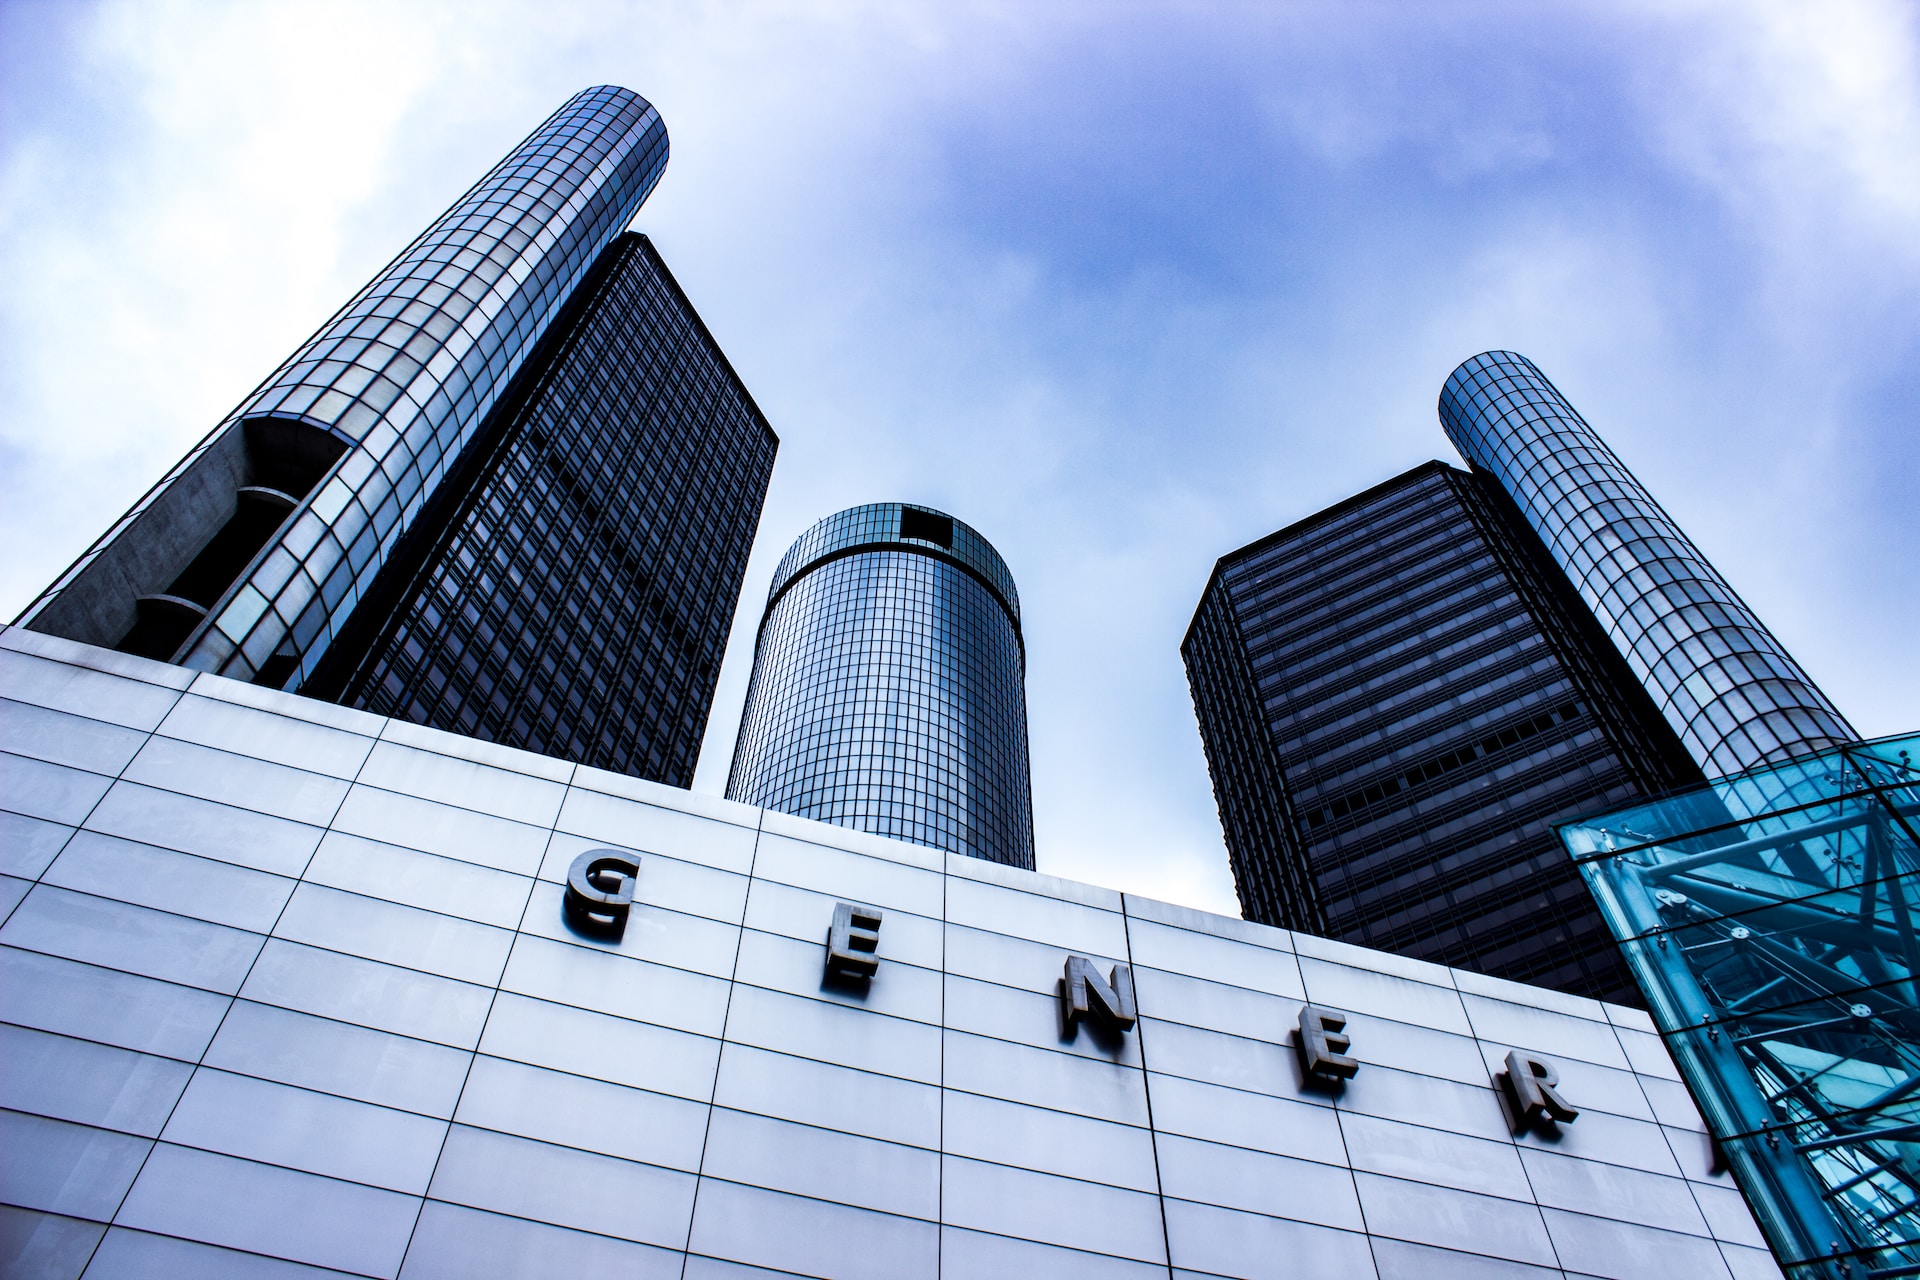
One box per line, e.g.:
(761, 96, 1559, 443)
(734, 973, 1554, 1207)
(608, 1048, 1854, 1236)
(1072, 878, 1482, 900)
(3, 0, 1916, 915)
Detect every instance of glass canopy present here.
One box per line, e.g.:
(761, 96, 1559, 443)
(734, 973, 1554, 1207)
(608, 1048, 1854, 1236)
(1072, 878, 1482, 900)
(1562, 731, 1920, 1278)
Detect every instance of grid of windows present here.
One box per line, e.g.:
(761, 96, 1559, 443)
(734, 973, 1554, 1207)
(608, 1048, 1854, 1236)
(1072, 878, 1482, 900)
(728, 505, 1035, 869)
(20, 88, 671, 690)
(307, 234, 775, 785)
(1441, 351, 1855, 777)
(1184, 462, 1703, 1003)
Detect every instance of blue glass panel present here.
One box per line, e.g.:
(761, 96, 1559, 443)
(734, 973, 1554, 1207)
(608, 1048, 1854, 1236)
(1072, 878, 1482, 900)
(1564, 732, 1920, 1273)
(726, 506, 1034, 869)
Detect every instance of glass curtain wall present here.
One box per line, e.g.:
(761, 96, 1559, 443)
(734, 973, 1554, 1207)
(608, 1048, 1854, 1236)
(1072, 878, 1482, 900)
(19, 87, 668, 689)
(310, 234, 776, 784)
(727, 503, 1035, 869)
(1564, 733, 1920, 1277)
(1441, 351, 1854, 776)
(1182, 461, 1700, 1004)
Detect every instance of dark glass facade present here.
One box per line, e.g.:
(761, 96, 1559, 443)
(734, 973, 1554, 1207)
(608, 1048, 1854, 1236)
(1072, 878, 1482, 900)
(307, 234, 776, 785)
(727, 504, 1035, 868)
(17, 87, 670, 690)
(1184, 461, 1703, 1002)
(1442, 351, 1855, 776)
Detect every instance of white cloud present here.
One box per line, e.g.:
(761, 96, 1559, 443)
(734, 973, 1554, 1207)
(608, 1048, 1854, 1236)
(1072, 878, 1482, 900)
(1618, 0, 1920, 305)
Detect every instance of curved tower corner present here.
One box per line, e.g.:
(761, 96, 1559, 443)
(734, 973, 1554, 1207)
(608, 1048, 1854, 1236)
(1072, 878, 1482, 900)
(726, 502, 1036, 869)
(18, 86, 669, 690)
(1439, 350, 1854, 776)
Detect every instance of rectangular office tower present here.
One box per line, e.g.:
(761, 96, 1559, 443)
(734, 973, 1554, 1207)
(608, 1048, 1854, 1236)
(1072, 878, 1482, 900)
(14, 88, 775, 786)
(0, 625, 1777, 1279)
(306, 233, 776, 785)
(1184, 462, 1703, 1004)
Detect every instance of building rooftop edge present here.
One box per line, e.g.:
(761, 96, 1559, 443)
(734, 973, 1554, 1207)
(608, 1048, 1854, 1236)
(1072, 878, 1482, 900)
(765, 502, 1021, 634)
(0, 621, 1652, 1030)
(629, 234, 778, 450)
(1180, 459, 1461, 649)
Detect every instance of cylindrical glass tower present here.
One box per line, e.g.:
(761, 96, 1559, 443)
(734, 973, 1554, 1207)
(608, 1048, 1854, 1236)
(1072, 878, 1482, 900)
(1440, 350, 1854, 776)
(19, 86, 668, 689)
(727, 503, 1035, 868)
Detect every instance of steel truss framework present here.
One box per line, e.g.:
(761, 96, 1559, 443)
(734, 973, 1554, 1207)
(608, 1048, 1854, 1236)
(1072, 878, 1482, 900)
(1564, 731, 1920, 1279)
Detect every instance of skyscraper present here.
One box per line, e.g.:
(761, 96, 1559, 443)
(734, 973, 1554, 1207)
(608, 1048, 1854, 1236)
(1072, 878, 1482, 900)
(18, 86, 666, 688)
(305, 233, 776, 785)
(14, 87, 777, 785)
(1441, 350, 1854, 776)
(1184, 460, 1703, 1002)
(727, 503, 1035, 868)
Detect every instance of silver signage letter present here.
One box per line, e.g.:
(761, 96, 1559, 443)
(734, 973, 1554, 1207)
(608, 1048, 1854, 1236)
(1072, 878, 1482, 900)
(1502, 1050, 1579, 1129)
(1297, 1005, 1359, 1080)
(563, 850, 640, 939)
(1061, 956, 1136, 1033)
(826, 902, 883, 980)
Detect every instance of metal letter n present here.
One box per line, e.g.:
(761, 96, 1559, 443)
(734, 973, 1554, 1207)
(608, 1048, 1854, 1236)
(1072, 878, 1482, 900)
(1061, 956, 1136, 1033)
(1296, 1005, 1360, 1081)
(563, 850, 640, 940)
(1501, 1050, 1579, 1131)
(825, 902, 883, 981)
